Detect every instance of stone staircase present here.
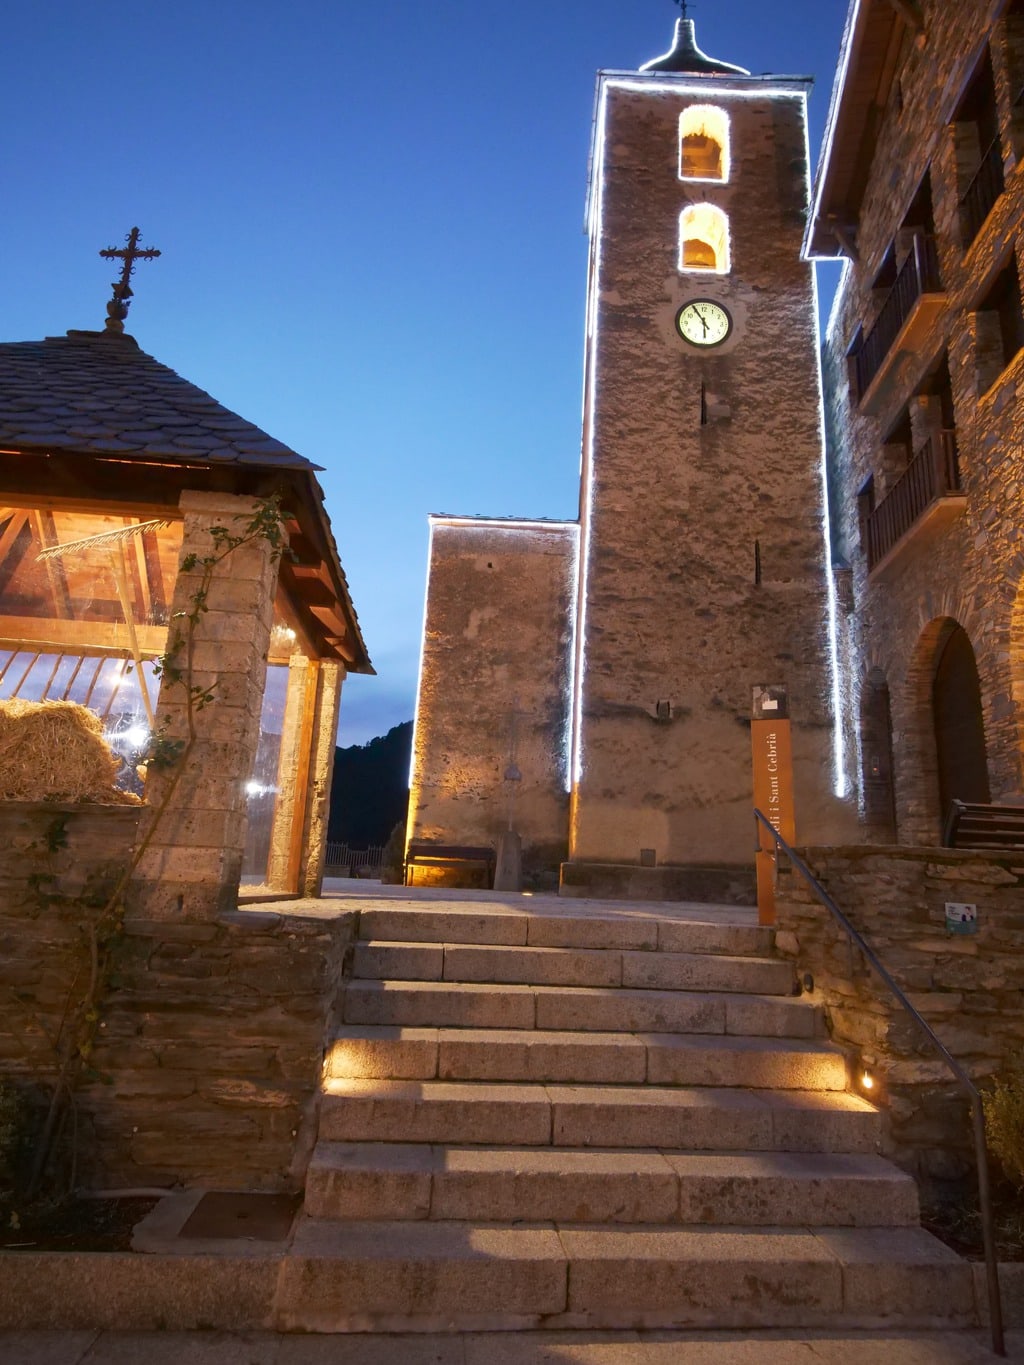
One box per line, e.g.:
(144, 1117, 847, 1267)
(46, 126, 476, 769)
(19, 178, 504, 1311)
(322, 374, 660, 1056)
(273, 902, 974, 1334)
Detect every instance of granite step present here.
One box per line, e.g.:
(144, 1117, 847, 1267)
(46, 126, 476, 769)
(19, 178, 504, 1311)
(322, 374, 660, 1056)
(342, 980, 822, 1036)
(304, 1143, 920, 1227)
(272, 1218, 973, 1333)
(356, 908, 772, 958)
(326, 1026, 846, 1090)
(319, 1080, 883, 1153)
(352, 941, 795, 995)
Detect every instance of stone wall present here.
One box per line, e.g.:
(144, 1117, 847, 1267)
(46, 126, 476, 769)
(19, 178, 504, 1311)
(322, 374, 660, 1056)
(0, 801, 140, 1080)
(823, 0, 1024, 841)
(0, 803, 353, 1192)
(774, 845, 1024, 1201)
(86, 906, 352, 1191)
(409, 519, 577, 887)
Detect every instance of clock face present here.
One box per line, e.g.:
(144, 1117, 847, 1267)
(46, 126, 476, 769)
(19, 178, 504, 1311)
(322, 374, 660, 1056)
(676, 299, 733, 348)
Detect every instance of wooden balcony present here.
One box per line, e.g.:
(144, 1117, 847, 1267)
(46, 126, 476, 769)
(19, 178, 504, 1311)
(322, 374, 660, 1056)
(866, 430, 965, 576)
(854, 235, 945, 414)
(961, 136, 1004, 248)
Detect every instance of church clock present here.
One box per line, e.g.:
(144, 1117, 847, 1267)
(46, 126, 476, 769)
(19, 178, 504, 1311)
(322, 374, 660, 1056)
(676, 299, 732, 347)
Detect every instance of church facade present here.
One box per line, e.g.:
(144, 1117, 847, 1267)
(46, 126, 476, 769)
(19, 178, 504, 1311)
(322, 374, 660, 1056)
(409, 16, 859, 896)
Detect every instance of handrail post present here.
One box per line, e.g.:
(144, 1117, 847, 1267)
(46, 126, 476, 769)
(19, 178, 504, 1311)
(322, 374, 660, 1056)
(754, 808, 1005, 1356)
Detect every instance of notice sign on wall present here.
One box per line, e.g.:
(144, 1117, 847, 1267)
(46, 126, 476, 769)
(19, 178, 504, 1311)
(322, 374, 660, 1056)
(945, 902, 978, 936)
(752, 686, 795, 926)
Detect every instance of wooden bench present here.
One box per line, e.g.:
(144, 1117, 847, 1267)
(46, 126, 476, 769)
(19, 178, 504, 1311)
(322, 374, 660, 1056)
(404, 841, 496, 888)
(942, 800, 1024, 851)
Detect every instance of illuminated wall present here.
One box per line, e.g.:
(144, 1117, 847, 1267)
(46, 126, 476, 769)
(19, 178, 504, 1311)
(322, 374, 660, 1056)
(408, 518, 577, 887)
(570, 75, 857, 872)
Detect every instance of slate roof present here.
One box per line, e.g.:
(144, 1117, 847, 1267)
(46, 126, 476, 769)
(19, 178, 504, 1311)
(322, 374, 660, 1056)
(0, 330, 318, 469)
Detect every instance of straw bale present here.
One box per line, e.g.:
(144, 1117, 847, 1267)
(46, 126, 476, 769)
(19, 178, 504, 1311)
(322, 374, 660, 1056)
(0, 699, 140, 805)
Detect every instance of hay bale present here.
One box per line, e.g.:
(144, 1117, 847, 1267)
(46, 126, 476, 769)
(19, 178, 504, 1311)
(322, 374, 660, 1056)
(0, 699, 140, 805)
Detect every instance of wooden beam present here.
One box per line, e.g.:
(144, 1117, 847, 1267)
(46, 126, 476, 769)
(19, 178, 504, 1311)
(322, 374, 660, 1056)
(31, 510, 74, 620)
(0, 615, 167, 657)
(0, 489, 185, 520)
(883, 0, 923, 32)
(0, 511, 29, 569)
(829, 219, 861, 262)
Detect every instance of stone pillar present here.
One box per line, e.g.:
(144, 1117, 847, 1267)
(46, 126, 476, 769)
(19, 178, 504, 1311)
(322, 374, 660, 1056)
(265, 657, 345, 897)
(127, 491, 280, 921)
(265, 656, 316, 894)
(301, 661, 344, 897)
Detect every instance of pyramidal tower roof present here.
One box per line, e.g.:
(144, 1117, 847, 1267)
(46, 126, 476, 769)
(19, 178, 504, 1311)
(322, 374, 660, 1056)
(640, 17, 750, 76)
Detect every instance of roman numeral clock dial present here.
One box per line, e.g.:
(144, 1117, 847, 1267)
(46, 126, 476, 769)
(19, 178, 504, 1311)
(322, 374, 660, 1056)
(676, 299, 733, 348)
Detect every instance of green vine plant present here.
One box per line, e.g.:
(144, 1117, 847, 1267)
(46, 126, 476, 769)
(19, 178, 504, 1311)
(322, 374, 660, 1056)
(27, 496, 290, 1197)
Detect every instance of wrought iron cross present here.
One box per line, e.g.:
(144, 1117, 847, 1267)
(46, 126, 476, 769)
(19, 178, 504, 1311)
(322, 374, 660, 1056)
(99, 227, 161, 334)
(675, 0, 694, 17)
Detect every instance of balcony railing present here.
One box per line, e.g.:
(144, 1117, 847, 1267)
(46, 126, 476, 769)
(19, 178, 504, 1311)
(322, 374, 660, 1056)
(854, 235, 941, 398)
(961, 136, 1004, 247)
(866, 429, 961, 570)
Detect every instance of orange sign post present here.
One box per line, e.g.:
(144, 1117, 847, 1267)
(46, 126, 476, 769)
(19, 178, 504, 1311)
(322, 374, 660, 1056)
(752, 686, 795, 926)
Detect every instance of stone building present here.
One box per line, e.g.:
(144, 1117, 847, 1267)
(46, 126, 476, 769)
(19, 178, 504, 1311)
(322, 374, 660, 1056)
(409, 15, 857, 897)
(0, 307, 371, 916)
(807, 0, 1024, 844)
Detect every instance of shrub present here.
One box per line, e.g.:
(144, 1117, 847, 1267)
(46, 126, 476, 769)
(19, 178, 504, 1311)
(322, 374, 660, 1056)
(984, 1066, 1024, 1189)
(0, 1083, 27, 1193)
(380, 821, 406, 885)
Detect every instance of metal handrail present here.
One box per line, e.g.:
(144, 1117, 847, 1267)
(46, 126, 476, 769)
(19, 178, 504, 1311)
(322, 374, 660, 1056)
(753, 809, 1005, 1357)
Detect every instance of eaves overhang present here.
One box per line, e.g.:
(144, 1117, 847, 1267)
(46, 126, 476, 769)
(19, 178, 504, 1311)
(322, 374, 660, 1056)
(804, 0, 907, 260)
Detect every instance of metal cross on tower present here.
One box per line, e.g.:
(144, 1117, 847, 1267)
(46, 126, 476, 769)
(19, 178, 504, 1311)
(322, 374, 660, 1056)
(99, 227, 162, 334)
(675, 0, 694, 18)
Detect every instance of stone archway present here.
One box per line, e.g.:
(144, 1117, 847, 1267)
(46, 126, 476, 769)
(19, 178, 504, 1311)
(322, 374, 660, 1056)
(932, 623, 990, 822)
(859, 667, 897, 842)
(902, 617, 990, 843)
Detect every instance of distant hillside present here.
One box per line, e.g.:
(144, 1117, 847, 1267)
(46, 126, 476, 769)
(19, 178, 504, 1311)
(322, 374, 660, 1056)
(328, 720, 413, 848)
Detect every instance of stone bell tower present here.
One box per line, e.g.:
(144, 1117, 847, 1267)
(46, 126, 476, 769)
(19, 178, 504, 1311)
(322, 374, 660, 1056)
(565, 14, 855, 900)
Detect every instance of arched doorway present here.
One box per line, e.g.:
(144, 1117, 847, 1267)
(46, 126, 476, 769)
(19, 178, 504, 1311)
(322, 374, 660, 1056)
(933, 624, 990, 822)
(860, 668, 897, 841)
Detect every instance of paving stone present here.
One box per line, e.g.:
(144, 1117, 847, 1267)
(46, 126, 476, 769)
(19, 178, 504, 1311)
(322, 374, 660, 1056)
(319, 1080, 552, 1146)
(816, 1227, 977, 1326)
(274, 1219, 568, 1331)
(325, 1027, 439, 1081)
(358, 909, 528, 946)
(343, 981, 536, 1029)
(436, 1029, 647, 1084)
(352, 942, 444, 982)
(622, 952, 794, 996)
(526, 916, 659, 951)
(667, 1152, 920, 1226)
(75, 1331, 278, 1363)
(0, 1333, 98, 1365)
(430, 1148, 678, 1223)
(656, 921, 774, 957)
(304, 1142, 434, 1220)
(724, 994, 824, 1039)
(560, 1226, 843, 1326)
(766, 1090, 883, 1154)
(643, 1034, 849, 1091)
(548, 1086, 774, 1151)
(275, 1336, 466, 1363)
(443, 945, 622, 988)
(534, 987, 725, 1035)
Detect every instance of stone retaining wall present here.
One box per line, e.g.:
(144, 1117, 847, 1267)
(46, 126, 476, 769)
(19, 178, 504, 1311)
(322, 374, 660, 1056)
(774, 845, 1024, 1200)
(0, 802, 354, 1192)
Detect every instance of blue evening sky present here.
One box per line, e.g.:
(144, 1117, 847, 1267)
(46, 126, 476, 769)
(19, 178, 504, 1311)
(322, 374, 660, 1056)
(5, 1, 847, 746)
